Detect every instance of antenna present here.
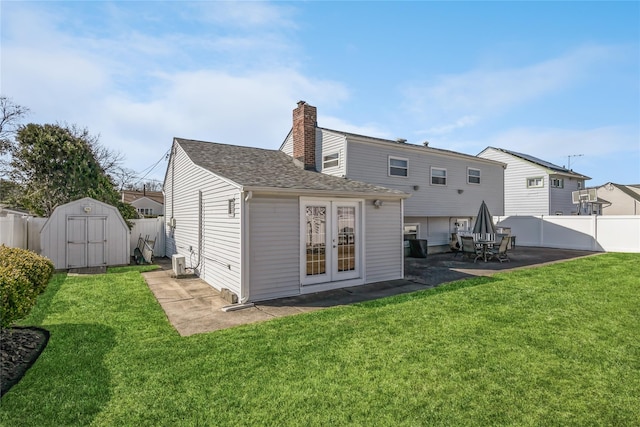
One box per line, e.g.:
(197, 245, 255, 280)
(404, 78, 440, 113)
(567, 154, 583, 170)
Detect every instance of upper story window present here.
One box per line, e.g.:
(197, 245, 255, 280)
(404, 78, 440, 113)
(389, 156, 408, 177)
(431, 167, 447, 186)
(577, 181, 582, 189)
(551, 178, 564, 188)
(323, 152, 339, 169)
(527, 177, 544, 188)
(467, 168, 481, 185)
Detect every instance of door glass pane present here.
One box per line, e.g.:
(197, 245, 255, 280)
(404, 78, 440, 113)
(337, 206, 356, 272)
(305, 206, 326, 276)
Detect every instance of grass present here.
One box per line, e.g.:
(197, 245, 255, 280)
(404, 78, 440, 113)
(1, 254, 639, 426)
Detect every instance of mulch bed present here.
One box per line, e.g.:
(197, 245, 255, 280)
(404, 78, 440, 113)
(0, 326, 49, 398)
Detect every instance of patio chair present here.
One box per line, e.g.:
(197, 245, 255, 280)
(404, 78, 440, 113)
(449, 233, 461, 257)
(489, 235, 510, 263)
(461, 236, 483, 263)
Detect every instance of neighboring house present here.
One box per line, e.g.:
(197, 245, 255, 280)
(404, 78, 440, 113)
(595, 182, 640, 215)
(163, 133, 409, 303)
(281, 102, 506, 251)
(478, 147, 590, 216)
(121, 190, 164, 217)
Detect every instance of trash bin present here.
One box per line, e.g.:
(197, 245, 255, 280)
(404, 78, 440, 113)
(408, 239, 428, 258)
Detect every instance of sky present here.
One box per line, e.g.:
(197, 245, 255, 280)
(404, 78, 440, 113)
(1, 1, 638, 187)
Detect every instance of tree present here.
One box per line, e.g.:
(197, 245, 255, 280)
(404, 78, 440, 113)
(9, 123, 137, 224)
(0, 96, 30, 176)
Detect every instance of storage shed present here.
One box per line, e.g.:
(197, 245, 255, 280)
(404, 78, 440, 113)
(40, 197, 130, 269)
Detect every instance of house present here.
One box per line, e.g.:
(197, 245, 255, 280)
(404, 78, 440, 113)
(163, 126, 409, 303)
(594, 183, 640, 215)
(121, 190, 164, 217)
(477, 147, 590, 216)
(281, 102, 506, 252)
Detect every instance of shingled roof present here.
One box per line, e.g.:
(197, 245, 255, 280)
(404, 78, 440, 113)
(485, 147, 590, 179)
(175, 138, 408, 197)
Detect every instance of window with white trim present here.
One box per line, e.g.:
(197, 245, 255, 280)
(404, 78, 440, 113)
(228, 199, 235, 217)
(550, 178, 564, 188)
(389, 157, 408, 177)
(431, 167, 447, 185)
(403, 224, 419, 240)
(527, 177, 544, 188)
(577, 181, 582, 189)
(323, 152, 339, 169)
(467, 168, 481, 184)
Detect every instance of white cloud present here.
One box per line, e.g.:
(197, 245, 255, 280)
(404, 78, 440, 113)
(402, 45, 626, 135)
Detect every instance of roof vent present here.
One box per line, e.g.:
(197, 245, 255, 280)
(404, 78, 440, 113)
(423, 141, 430, 147)
(396, 138, 407, 144)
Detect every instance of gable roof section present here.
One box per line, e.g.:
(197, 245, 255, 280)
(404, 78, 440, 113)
(597, 182, 640, 202)
(175, 138, 408, 197)
(121, 190, 164, 205)
(483, 147, 590, 179)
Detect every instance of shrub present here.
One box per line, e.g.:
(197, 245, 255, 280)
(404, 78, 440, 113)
(0, 245, 54, 328)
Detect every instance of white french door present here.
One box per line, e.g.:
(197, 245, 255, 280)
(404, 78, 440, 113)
(301, 199, 362, 286)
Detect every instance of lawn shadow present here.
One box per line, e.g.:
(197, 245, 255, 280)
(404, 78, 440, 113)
(21, 273, 67, 326)
(5, 323, 116, 426)
(352, 275, 504, 309)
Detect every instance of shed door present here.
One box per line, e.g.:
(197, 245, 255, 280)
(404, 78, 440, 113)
(67, 216, 107, 268)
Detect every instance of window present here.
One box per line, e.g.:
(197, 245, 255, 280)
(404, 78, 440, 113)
(527, 177, 544, 188)
(228, 199, 235, 217)
(137, 208, 152, 216)
(431, 167, 447, 185)
(323, 152, 339, 169)
(577, 181, 582, 189)
(551, 178, 564, 188)
(403, 224, 419, 240)
(389, 157, 408, 177)
(467, 168, 481, 184)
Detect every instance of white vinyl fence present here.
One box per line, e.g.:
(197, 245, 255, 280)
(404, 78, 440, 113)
(1, 215, 165, 258)
(0, 216, 46, 253)
(495, 215, 640, 253)
(130, 217, 165, 258)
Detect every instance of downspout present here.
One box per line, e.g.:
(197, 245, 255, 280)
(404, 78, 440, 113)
(240, 190, 253, 303)
(400, 198, 405, 279)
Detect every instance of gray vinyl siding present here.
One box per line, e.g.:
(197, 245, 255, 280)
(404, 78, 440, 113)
(280, 129, 347, 177)
(317, 129, 347, 177)
(479, 148, 550, 215)
(281, 132, 293, 156)
(164, 143, 242, 296)
(404, 216, 454, 248)
(248, 196, 301, 301)
(346, 139, 504, 218)
(365, 199, 404, 282)
(549, 175, 582, 215)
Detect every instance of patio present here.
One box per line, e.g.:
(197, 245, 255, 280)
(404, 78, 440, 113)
(145, 246, 600, 335)
(404, 246, 599, 286)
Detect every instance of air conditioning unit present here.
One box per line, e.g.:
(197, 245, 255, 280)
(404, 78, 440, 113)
(172, 254, 186, 276)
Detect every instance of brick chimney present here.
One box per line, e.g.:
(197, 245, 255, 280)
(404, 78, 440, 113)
(292, 100, 317, 171)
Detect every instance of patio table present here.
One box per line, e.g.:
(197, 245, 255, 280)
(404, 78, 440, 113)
(475, 239, 496, 262)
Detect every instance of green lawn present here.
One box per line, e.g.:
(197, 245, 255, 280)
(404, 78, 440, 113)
(1, 253, 639, 426)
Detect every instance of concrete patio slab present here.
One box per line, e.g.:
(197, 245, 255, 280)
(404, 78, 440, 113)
(142, 246, 600, 336)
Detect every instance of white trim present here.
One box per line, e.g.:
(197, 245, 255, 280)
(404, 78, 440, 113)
(322, 152, 340, 169)
(388, 156, 409, 178)
(430, 167, 447, 186)
(299, 197, 365, 287)
(467, 167, 481, 185)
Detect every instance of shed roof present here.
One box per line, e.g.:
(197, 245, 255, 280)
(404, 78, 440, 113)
(175, 138, 408, 197)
